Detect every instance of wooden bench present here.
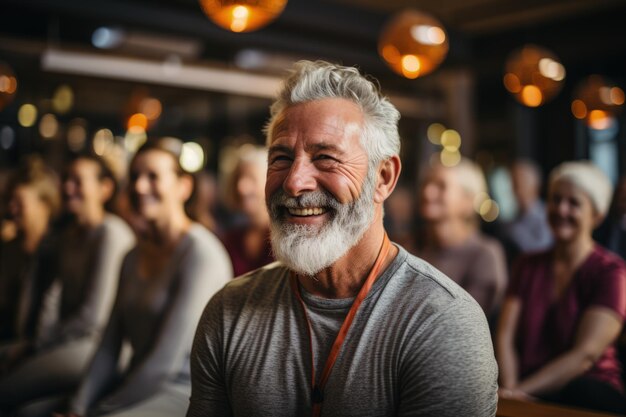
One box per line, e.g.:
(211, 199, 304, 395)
(497, 398, 622, 417)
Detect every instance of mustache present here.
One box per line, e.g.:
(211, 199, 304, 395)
(268, 189, 342, 212)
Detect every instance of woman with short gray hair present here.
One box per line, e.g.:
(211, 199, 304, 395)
(496, 160, 626, 414)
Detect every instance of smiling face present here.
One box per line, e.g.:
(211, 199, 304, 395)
(547, 179, 599, 243)
(265, 98, 376, 275)
(235, 160, 268, 222)
(63, 158, 111, 221)
(9, 185, 51, 232)
(419, 165, 473, 223)
(129, 149, 190, 222)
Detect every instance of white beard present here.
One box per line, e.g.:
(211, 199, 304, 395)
(267, 170, 376, 276)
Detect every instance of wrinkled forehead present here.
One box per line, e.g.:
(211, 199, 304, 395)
(268, 99, 365, 146)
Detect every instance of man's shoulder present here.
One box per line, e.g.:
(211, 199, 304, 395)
(389, 247, 480, 311)
(215, 262, 290, 304)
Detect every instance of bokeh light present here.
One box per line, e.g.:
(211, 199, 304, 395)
(440, 129, 461, 151)
(440, 148, 461, 167)
(0, 62, 18, 111)
(93, 129, 115, 156)
(127, 113, 148, 132)
(479, 199, 500, 222)
(587, 110, 613, 130)
(379, 10, 449, 79)
(427, 123, 446, 144)
(18, 104, 38, 127)
(572, 75, 624, 127)
(39, 113, 59, 139)
(124, 129, 148, 154)
(1, 126, 15, 150)
(180, 141, 205, 173)
(503, 44, 565, 107)
(52, 85, 74, 114)
(199, 0, 288, 33)
(92, 27, 125, 49)
(139, 98, 162, 121)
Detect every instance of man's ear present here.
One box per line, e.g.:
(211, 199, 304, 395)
(373, 155, 401, 204)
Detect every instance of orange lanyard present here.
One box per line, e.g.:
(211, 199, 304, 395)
(290, 234, 392, 417)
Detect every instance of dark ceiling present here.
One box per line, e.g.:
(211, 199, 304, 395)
(1, 0, 625, 168)
(3, 0, 626, 81)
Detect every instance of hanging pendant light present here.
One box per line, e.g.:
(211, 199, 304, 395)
(378, 10, 449, 79)
(571, 75, 624, 129)
(199, 0, 288, 33)
(503, 44, 565, 107)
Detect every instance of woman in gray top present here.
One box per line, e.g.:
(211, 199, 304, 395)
(53, 139, 232, 417)
(0, 154, 134, 413)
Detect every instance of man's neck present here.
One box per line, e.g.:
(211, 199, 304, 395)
(295, 222, 398, 299)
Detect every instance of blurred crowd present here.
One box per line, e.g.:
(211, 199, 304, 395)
(1, 137, 626, 415)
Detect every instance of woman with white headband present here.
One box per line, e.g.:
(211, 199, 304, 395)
(496, 161, 626, 414)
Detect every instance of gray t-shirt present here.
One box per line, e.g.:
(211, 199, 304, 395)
(188, 245, 498, 417)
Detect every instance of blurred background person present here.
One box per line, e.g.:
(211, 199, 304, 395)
(33, 138, 232, 417)
(384, 184, 418, 254)
(504, 159, 553, 256)
(0, 168, 17, 244)
(220, 144, 273, 277)
(0, 156, 60, 346)
(417, 157, 507, 320)
(0, 153, 135, 413)
(185, 170, 221, 235)
(496, 161, 626, 414)
(595, 175, 626, 260)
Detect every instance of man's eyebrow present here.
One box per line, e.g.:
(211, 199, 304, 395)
(268, 142, 344, 156)
(308, 142, 343, 153)
(268, 144, 293, 155)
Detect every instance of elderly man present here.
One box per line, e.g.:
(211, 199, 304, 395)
(187, 61, 497, 417)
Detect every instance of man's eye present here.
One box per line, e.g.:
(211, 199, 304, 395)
(270, 155, 291, 164)
(315, 154, 334, 161)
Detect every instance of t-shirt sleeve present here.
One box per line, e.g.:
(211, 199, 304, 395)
(397, 297, 498, 417)
(187, 290, 233, 417)
(589, 261, 626, 319)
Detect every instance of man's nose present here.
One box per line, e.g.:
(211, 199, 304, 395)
(282, 159, 317, 197)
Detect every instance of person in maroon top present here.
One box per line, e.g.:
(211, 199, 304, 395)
(221, 145, 274, 277)
(496, 161, 626, 414)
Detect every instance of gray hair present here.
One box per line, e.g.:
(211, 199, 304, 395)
(265, 60, 401, 169)
(548, 160, 613, 217)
